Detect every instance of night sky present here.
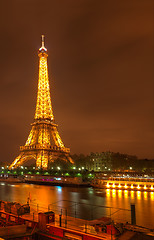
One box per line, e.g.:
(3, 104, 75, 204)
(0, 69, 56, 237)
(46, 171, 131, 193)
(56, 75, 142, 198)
(0, 0, 153, 163)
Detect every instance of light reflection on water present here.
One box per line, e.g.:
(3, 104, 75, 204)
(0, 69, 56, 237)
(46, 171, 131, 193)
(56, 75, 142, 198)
(151, 192, 154, 201)
(0, 183, 153, 229)
(101, 189, 154, 229)
(56, 186, 62, 192)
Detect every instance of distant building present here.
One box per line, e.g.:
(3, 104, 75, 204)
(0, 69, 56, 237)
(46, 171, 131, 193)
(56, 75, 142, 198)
(86, 152, 112, 171)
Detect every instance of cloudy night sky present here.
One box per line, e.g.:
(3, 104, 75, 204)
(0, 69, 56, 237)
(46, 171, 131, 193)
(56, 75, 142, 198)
(0, 0, 153, 163)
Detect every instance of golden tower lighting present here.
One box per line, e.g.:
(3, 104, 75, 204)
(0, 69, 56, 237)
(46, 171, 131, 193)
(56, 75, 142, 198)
(9, 36, 73, 169)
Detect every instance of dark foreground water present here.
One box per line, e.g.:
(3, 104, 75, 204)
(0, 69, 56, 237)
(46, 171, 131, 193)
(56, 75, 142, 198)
(0, 182, 153, 229)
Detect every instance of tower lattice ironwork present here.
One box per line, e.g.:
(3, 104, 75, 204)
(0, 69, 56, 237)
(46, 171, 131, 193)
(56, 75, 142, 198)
(9, 36, 73, 169)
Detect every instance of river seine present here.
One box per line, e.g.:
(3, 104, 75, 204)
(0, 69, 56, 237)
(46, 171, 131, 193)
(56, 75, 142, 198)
(0, 182, 153, 229)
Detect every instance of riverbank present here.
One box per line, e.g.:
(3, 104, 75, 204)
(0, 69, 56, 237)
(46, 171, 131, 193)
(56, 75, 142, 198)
(1, 175, 154, 192)
(0, 175, 91, 187)
(0, 177, 23, 183)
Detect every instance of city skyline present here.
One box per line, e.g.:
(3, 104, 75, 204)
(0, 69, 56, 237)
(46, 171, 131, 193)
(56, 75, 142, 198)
(0, 0, 153, 163)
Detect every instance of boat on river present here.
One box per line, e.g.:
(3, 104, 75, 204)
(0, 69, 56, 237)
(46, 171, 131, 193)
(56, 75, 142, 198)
(24, 175, 91, 187)
(92, 176, 154, 191)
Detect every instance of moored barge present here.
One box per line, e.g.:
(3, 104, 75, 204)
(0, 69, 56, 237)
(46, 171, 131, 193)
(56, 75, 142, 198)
(92, 176, 154, 191)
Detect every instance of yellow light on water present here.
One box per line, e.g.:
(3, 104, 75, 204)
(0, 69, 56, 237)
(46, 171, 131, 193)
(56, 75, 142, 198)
(112, 189, 116, 197)
(137, 191, 141, 200)
(124, 190, 128, 198)
(144, 192, 147, 199)
(151, 192, 154, 201)
(118, 190, 122, 198)
(106, 189, 110, 197)
(131, 191, 134, 198)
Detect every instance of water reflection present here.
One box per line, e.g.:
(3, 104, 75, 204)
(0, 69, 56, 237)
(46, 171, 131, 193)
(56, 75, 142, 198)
(56, 186, 62, 192)
(88, 189, 94, 194)
(118, 190, 122, 198)
(106, 189, 110, 197)
(137, 191, 141, 200)
(112, 189, 116, 197)
(104, 188, 154, 201)
(131, 191, 134, 199)
(0, 183, 5, 186)
(104, 188, 154, 228)
(0, 184, 153, 228)
(124, 190, 128, 198)
(151, 192, 154, 201)
(144, 192, 147, 199)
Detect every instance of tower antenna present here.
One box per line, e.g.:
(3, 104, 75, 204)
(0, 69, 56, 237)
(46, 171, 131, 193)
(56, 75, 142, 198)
(42, 35, 45, 47)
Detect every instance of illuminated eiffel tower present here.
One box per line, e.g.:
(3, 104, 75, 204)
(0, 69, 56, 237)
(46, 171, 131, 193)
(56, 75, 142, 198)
(9, 36, 73, 169)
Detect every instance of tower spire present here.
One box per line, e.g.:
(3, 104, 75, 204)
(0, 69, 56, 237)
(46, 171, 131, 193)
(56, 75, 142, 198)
(39, 35, 47, 53)
(41, 35, 45, 48)
(35, 36, 54, 121)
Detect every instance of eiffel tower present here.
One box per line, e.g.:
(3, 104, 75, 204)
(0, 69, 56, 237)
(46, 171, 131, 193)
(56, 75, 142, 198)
(9, 36, 73, 170)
